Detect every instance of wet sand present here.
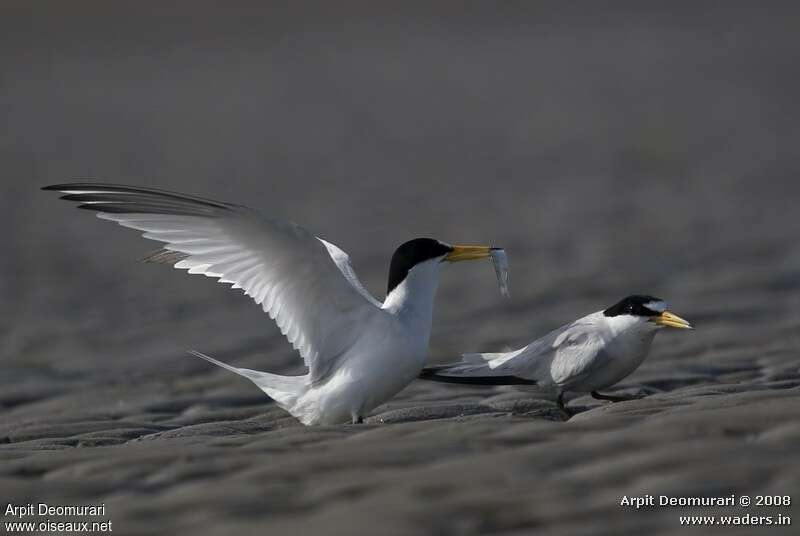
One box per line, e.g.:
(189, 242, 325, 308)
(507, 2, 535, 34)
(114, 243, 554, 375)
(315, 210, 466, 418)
(2, 3, 800, 534)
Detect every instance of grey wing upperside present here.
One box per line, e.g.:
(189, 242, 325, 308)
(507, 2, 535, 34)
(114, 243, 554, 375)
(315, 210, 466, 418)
(420, 317, 605, 387)
(43, 183, 384, 383)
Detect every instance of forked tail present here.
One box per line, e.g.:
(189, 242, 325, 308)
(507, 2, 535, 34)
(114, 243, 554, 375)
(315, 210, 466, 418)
(188, 350, 308, 411)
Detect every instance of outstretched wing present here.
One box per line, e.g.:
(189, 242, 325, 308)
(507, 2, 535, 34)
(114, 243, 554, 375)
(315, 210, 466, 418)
(43, 183, 382, 382)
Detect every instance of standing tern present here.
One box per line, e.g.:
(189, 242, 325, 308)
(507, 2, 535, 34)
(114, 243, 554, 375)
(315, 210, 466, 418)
(43, 183, 503, 425)
(419, 295, 692, 415)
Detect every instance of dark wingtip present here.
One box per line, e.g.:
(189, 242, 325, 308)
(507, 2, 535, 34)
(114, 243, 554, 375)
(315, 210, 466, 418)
(418, 366, 446, 378)
(41, 182, 244, 214)
(418, 367, 538, 386)
(59, 194, 86, 201)
(42, 182, 101, 191)
(42, 182, 95, 191)
(75, 204, 103, 212)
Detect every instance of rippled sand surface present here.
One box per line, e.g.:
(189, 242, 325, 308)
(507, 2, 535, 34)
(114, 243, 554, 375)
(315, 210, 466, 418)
(3, 3, 799, 534)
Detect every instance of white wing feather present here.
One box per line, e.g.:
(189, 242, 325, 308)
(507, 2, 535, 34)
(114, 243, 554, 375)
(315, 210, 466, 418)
(431, 316, 606, 387)
(45, 183, 381, 382)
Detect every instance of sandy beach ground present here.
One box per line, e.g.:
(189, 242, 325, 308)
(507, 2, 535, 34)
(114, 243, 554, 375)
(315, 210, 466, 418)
(2, 2, 799, 534)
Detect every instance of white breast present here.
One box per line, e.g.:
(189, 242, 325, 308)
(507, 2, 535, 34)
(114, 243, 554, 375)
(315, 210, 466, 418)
(572, 322, 657, 391)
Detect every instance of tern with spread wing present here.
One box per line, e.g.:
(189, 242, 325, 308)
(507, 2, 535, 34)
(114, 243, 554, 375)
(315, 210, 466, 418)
(43, 183, 502, 425)
(420, 295, 692, 415)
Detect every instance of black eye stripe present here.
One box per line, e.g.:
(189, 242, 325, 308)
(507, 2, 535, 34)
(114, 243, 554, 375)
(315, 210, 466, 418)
(603, 295, 664, 317)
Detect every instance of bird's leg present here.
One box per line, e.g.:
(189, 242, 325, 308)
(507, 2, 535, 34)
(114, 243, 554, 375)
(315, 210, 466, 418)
(556, 391, 572, 418)
(591, 391, 632, 403)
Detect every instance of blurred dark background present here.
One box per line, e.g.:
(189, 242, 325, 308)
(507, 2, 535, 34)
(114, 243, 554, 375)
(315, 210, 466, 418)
(2, 0, 799, 384)
(3, 4, 800, 534)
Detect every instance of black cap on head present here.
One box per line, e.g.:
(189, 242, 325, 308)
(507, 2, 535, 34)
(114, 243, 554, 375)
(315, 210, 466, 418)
(603, 295, 665, 317)
(387, 238, 452, 294)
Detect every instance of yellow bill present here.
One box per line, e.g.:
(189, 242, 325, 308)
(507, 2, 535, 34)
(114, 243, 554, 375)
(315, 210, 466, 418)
(444, 245, 493, 262)
(653, 310, 693, 329)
